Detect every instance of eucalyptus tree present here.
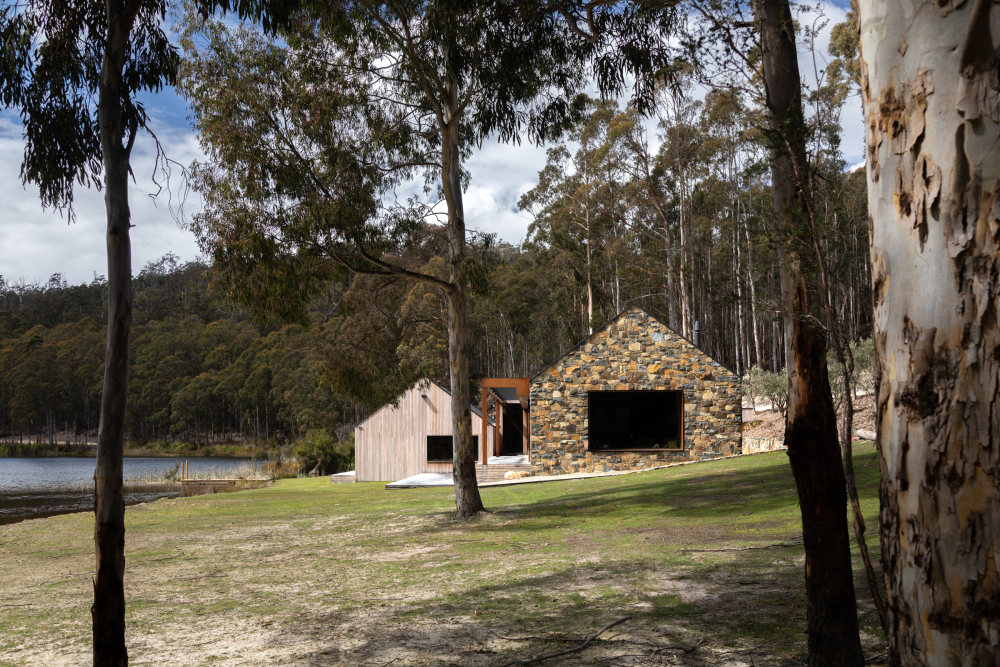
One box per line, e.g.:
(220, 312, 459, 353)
(181, 1, 676, 517)
(683, 0, 866, 662)
(0, 0, 180, 661)
(752, 0, 865, 662)
(0, 0, 300, 660)
(520, 100, 630, 337)
(859, 2, 1000, 663)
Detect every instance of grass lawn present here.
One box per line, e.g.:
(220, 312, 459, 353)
(0, 445, 887, 666)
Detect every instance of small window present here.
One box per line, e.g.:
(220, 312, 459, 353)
(588, 390, 683, 451)
(427, 435, 479, 462)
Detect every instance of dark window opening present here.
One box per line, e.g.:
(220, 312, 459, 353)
(427, 435, 478, 462)
(500, 403, 525, 455)
(588, 390, 683, 451)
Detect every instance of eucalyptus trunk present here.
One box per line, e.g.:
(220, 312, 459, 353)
(677, 167, 692, 338)
(441, 77, 484, 519)
(859, 2, 1000, 663)
(753, 0, 864, 664)
(93, 1, 135, 664)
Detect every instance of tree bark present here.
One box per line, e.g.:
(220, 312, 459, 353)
(441, 75, 484, 519)
(859, 2, 1000, 664)
(678, 165, 692, 338)
(93, 1, 135, 665)
(753, 1, 865, 665)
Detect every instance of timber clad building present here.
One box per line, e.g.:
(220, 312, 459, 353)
(529, 307, 742, 475)
(354, 308, 742, 482)
(354, 381, 493, 482)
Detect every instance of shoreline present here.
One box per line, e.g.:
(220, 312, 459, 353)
(0, 445, 264, 459)
(0, 484, 182, 526)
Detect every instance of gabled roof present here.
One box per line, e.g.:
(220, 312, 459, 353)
(530, 305, 738, 381)
(355, 378, 493, 430)
(430, 379, 489, 419)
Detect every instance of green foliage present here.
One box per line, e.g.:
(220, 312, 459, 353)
(828, 8, 861, 94)
(744, 365, 788, 417)
(0, 0, 177, 210)
(0, 257, 366, 448)
(851, 337, 876, 396)
(293, 428, 354, 476)
(826, 336, 877, 403)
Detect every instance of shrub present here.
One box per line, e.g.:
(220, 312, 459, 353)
(293, 429, 354, 476)
(852, 337, 876, 397)
(745, 365, 788, 418)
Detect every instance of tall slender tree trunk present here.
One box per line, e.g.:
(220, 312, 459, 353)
(664, 229, 678, 331)
(753, 1, 864, 664)
(582, 163, 595, 335)
(585, 234, 594, 335)
(859, 2, 1000, 664)
(441, 76, 484, 519)
(734, 214, 745, 374)
(678, 170, 691, 338)
(632, 133, 679, 330)
(93, 2, 135, 664)
(744, 216, 763, 366)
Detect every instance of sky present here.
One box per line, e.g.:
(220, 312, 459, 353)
(0, 2, 862, 287)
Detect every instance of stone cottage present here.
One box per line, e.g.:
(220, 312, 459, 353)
(530, 307, 742, 475)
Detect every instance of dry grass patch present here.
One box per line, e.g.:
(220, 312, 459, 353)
(0, 446, 886, 666)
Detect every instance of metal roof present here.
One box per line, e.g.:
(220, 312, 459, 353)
(489, 386, 522, 403)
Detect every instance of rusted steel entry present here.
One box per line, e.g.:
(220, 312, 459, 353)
(480, 378, 530, 465)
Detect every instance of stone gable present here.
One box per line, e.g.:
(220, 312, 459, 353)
(529, 307, 742, 475)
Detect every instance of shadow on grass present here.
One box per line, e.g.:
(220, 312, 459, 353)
(476, 465, 803, 536)
(293, 553, 813, 666)
(291, 448, 884, 665)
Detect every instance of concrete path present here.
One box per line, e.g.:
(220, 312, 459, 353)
(386, 466, 647, 490)
(383, 451, 775, 490)
(329, 470, 356, 484)
(385, 473, 455, 489)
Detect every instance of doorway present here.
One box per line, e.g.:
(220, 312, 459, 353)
(500, 403, 525, 455)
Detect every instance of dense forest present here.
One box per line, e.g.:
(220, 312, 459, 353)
(0, 7, 875, 452)
(0, 87, 871, 450)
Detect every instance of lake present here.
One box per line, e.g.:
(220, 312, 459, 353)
(0, 457, 257, 525)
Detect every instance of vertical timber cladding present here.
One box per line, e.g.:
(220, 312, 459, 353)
(530, 307, 742, 475)
(354, 380, 492, 482)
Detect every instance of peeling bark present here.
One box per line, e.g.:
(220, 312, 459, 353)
(753, 1, 865, 664)
(859, 2, 1000, 664)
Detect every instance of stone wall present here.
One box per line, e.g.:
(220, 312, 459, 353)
(530, 307, 742, 475)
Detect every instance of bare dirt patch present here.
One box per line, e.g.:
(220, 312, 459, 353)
(744, 393, 876, 439)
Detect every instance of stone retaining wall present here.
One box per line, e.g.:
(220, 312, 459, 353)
(743, 437, 786, 454)
(530, 307, 742, 475)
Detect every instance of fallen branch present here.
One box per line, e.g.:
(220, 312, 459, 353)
(186, 569, 225, 581)
(865, 651, 888, 664)
(681, 542, 801, 553)
(497, 633, 583, 643)
(652, 636, 706, 654)
(503, 617, 631, 666)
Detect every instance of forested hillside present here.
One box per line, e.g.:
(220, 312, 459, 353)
(0, 88, 871, 450)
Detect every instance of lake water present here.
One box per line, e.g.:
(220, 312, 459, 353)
(0, 457, 256, 525)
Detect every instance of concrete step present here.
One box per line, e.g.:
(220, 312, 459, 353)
(476, 462, 531, 483)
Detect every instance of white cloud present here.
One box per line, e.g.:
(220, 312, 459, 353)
(464, 139, 548, 244)
(1, 5, 866, 287)
(0, 115, 204, 286)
